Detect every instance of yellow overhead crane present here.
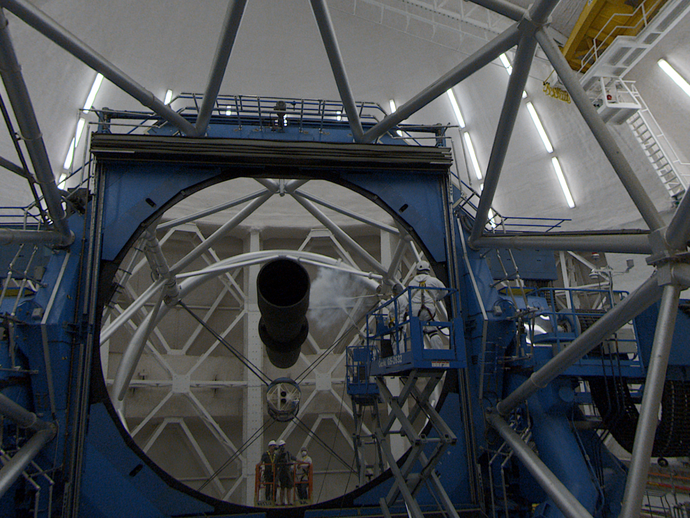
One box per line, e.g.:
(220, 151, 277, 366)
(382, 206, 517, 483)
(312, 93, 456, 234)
(562, 0, 669, 72)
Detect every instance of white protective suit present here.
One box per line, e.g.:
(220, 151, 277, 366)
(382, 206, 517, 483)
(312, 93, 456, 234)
(398, 271, 448, 349)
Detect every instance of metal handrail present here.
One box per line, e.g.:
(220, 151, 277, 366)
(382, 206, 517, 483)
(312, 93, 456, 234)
(576, 0, 666, 73)
(453, 180, 569, 233)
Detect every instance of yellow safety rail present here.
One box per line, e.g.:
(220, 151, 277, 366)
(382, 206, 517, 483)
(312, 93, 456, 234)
(562, 0, 669, 72)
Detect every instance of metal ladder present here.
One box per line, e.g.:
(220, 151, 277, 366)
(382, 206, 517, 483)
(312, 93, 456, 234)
(570, 0, 690, 202)
(627, 98, 686, 201)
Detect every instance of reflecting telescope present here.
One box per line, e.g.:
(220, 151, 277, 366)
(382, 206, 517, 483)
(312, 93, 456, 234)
(257, 258, 310, 368)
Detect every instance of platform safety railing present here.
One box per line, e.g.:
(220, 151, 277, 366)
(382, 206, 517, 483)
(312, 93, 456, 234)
(525, 286, 643, 375)
(453, 180, 569, 234)
(254, 460, 313, 506)
(575, 0, 668, 74)
(365, 286, 456, 357)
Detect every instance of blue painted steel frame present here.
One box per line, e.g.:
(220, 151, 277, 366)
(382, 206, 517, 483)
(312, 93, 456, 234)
(81, 128, 466, 517)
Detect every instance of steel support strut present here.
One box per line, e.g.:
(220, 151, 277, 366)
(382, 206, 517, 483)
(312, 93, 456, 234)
(375, 372, 458, 518)
(466, 0, 525, 21)
(0, 10, 72, 246)
(471, 232, 652, 254)
(486, 412, 593, 518)
(310, 0, 364, 142)
(497, 273, 663, 416)
(193, 0, 248, 136)
(620, 282, 682, 518)
(0, 0, 196, 135)
(361, 24, 520, 143)
(535, 28, 665, 232)
(469, 31, 538, 244)
(665, 188, 690, 250)
(469, 0, 559, 244)
(0, 394, 56, 499)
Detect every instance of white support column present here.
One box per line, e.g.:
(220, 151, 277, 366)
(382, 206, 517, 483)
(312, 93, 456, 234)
(243, 229, 264, 503)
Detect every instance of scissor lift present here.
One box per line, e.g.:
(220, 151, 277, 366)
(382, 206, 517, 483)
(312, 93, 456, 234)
(347, 287, 463, 518)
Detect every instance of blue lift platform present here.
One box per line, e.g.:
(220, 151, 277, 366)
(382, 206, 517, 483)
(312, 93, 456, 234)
(346, 286, 464, 518)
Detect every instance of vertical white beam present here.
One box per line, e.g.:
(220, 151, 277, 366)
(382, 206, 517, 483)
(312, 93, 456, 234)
(243, 229, 264, 502)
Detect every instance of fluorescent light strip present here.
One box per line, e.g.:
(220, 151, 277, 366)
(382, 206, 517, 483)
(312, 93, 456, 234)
(164, 89, 173, 105)
(63, 118, 88, 170)
(552, 157, 575, 208)
(499, 54, 527, 98)
(658, 59, 690, 98)
(499, 54, 512, 75)
(463, 132, 482, 180)
(388, 100, 403, 136)
(488, 208, 497, 229)
(526, 102, 553, 153)
(63, 140, 76, 170)
(82, 73, 103, 112)
(64, 73, 104, 170)
(446, 89, 465, 128)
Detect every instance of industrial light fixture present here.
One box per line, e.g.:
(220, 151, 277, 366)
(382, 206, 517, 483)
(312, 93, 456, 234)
(499, 54, 513, 75)
(82, 73, 103, 113)
(164, 89, 173, 105)
(64, 73, 104, 170)
(446, 89, 465, 128)
(526, 101, 553, 153)
(463, 132, 482, 180)
(498, 54, 527, 98)
(658, 59, 690, 98)
(388, 100, 403, 136)
(551, 157, 575, 208)
(488, 208, 497, 229)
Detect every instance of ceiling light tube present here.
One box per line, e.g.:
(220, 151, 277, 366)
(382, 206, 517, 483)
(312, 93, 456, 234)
(499, 53, 512, 75)
(526, 101, 553, 153)
(82, 73, 103, 112)
(463, 132, 482, 180)
(164, 89, 173, 105)
(63, 139, 76, 170)
(658, 59, 690, 98)
(446, 89, 465, 128)
(63, 117, 87, 170)
(499, 54, 527, 97)
(552, 157, 575, 208)
(389, 99, 397, 113)
(74, 118, 86, 147)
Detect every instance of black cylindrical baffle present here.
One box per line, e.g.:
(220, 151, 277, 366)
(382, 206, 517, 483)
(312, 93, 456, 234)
(257, 258, 310, 368)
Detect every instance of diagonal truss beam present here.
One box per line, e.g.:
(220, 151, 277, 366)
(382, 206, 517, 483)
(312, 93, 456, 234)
(621, 282, 682, 517)
(361, 23, 520, 143)
(469, 30, 538, 244)
(486, 412, 593, 518)
(665, 188, 690, 250)
(467, 0, 525, 21)
(0, 0, 196, 135)
(535, 27, 664, 232)
(0, 10, 72, 245)
(193, 0, 248, 136)
(496, 272, 662, 416)
(310, 0, 364, 142)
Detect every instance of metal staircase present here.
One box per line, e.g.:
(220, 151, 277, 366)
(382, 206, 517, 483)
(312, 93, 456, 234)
(563, 0, 690, 202)
(627, 106, 686, 201)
